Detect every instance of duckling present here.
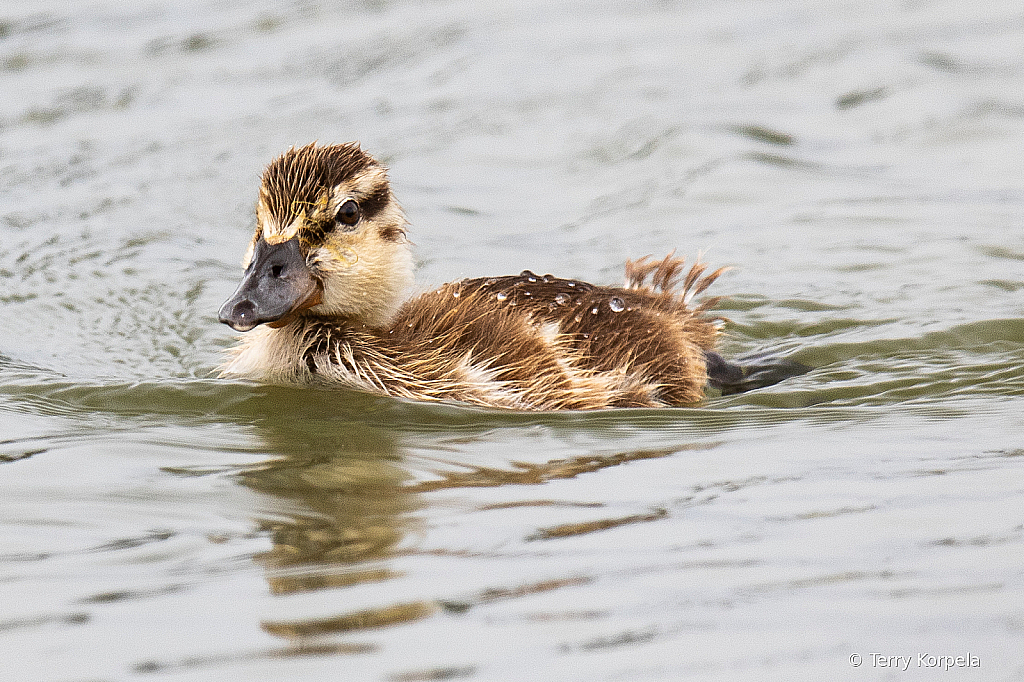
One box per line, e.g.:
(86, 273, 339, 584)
(219, 142, 799, 409)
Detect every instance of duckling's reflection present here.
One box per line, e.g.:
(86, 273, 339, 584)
(237, 404, 416, 594)
(233, 387, 720, 641)
(211, 387, 469, 641)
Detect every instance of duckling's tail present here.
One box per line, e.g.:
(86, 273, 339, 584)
(704, 350, 811, 395)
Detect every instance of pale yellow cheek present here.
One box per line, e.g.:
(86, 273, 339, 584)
(320, 229, 380, 269)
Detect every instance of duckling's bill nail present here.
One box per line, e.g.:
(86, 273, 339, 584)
(219, 299, 258, 332)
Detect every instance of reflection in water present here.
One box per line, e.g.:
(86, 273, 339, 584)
(239, 418, 415, 570)
(406, 445, 708, 491)
(263, 602, 438, 639)
(238, 416, 719, 640)
(237, 413, 439, 637)
(525, 507, 668, 541)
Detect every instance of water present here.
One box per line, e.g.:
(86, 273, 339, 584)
(2, 0, 1023, 680)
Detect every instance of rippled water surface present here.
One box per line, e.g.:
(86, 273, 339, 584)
(2, 1, 1023, 680)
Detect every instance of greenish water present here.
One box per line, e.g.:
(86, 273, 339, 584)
(2, 1, 1023, 680)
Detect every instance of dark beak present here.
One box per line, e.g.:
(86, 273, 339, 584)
(218, 238, 322, 332)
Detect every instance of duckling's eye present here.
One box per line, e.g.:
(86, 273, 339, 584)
(336, 199, 360, 228)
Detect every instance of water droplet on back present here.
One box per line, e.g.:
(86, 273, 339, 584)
(542, 274, 555, 282)
(554, 293, 570, 306)
(483, 278, 497, 287)
(590, 306, 599, 315)
(495, 292, 508, 301)
(609, 297, 624, 312)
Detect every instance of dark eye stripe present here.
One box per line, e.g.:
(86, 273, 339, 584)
(359, 184, 390, 220)
(293, 183, 393, 246)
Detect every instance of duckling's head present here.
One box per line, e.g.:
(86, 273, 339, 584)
(219, 143, 412, 332)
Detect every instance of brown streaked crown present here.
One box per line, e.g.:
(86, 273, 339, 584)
(257, 142, 389, 244)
